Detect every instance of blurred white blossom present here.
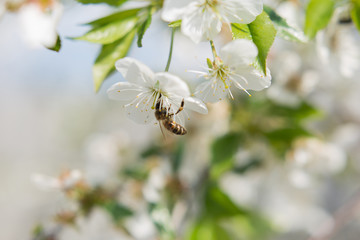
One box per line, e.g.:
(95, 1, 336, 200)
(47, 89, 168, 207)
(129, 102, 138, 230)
(84, 132, 129, 185)
(316, 7, 360, 78)
(31, 170, 83, 191)
(286, 138, 346, 188)
(60, 209, 127, 240)
(161, 0, 263, 43)
(19, 0, 63, 48)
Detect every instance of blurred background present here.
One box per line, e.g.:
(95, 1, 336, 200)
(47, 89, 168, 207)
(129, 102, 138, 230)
(1, 0, 360, 240)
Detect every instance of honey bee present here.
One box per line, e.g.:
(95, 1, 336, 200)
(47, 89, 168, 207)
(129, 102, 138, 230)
(155, 94, 187, 135)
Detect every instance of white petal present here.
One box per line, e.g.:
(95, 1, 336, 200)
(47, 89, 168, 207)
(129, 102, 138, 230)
(220, 39, 258, 67)
(195, 80, 228, 103)
(156, 72, 190, 97)
(107, 82, 144, 101)
(184, 97, 208, 114)
(161, 0, 194, 22)
(181, 3, 222, 43)
(233, 67, 272, 91)
(219, 0, 263, 24)
(115, 57, 155, 87)
(124, 93, 157, 125)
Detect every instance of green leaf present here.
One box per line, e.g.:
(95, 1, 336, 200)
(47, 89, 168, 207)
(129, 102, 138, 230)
(168, 20, 181, 28)
(210, 132, 243, 179)
(86, 8, 142, 27)
(205, 185, 245, 218)
(188, 219, 232, 240)
(93, 30, 135, 92)
(171, 140, 185, 173)
(304, 0, 335, 39)
(76, 0, 127, 6)
(351, 0, 360, 32)
(137, 7, 154, 47)
(103, 201, 133, 222)
(46, 35, 61, 52)
(232, 11, 276, 75)
(265, 126, 311, 154)
(122, 165, 149, 181)
(211, 132, 242, 164)
(264, 6, 307, 43)
(76, 16, 137, 44)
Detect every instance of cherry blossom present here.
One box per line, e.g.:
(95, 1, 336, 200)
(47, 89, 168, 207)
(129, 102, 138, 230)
(161, 0, 263, 43)
(107, 57, 208, 125)
(194, 39, 271, 103)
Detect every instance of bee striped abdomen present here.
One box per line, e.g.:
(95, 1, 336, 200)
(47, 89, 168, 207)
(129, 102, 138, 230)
(163, 120, 187, 135)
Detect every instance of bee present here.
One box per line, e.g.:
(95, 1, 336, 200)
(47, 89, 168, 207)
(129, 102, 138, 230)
(155, 94, 187, 135)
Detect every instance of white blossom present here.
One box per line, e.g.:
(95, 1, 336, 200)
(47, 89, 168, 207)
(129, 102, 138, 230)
(316, 6, 360, 78)
(107, 57, 208, 125)
(161, 0, 263, 43)
(31, 170, 83, 191)
(194, 39, 271, 103)
(19, 1, 63, 48)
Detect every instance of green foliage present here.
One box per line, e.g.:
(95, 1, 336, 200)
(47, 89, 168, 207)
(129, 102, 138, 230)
(210, 133, 243, 179)
(76, 17, 138, 44)
(75, 5, 159, 91)
(137, 7, 155, 47)
(171, 140, 185, 173)
(231, 95, 320, 157)
(211, 133, 242, 164)
(103, 201, 133, 222)
(86, 8, 142, 27)
(76, 0, 127, 6)
(304, 0, 335, 39)
(189, 219, 232, 240)
(188, 185, 274, 240)
(122, 165, 149, 181)
(205, 185, 245, 218)
(264, 6, 307, 43)
(93, 30, 136, 92)
(46, 35, 61, 52)
(351, 0, 360, 32)
(232, 11, 276, 75)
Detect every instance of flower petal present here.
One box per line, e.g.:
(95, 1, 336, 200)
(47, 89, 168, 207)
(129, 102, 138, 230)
(219, 0, 263, 24)
(184, 97, 208, 114)
(161, 0, 194, 22)
(156, 72, 190, 97)
(115, 57, 155, 87)
(220, 39, 258, 67)
(181, 3, 222, 43)
(233, 67, 272, 91)
(195, 80, 228, 103)
(124, 92, 157, 125)
(107, 82, 144, 101)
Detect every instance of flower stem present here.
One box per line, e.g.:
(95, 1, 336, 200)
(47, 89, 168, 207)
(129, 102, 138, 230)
(209, 40, 218, 59)
(165, 28, 175, 72)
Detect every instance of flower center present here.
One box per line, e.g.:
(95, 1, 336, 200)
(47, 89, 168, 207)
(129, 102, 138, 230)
(149, 83, 169, 110)
(205, 0, 218, 7)
(208, 58, 231, 89)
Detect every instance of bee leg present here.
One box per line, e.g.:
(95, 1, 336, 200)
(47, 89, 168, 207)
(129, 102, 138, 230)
(155, 93, 162, 110)
(175, 99, 185, 115)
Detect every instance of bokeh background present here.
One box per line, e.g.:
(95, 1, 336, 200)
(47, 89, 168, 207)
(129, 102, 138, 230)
(1, 0, 360, 239)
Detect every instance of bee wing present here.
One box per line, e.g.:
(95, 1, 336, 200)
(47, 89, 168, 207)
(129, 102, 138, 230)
(159, 121, 167, 140)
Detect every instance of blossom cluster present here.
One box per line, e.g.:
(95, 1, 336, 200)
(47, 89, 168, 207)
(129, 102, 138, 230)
(107, 0, 271, 131)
